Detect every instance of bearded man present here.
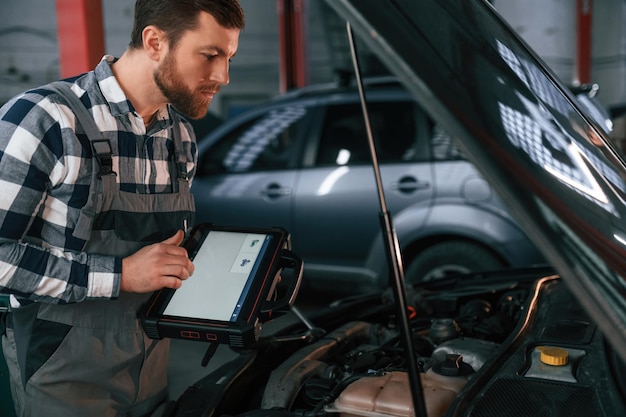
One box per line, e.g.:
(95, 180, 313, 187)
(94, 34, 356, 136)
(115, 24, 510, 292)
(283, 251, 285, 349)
(0, 1, 244, 416)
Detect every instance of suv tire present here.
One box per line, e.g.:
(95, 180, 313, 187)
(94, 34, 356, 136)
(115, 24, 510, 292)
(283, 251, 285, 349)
(404, 240, 505, 283)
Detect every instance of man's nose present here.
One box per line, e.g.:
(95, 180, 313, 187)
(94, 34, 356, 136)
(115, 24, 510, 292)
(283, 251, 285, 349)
(210, 60, 230, 86)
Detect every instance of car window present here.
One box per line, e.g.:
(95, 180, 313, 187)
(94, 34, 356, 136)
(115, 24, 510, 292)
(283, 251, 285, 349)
(315, 101, 421, 166)
(197, 105, 307, 175)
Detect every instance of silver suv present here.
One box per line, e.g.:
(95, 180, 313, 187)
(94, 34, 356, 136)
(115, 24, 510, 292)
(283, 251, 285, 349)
(192, 78, 545, 293)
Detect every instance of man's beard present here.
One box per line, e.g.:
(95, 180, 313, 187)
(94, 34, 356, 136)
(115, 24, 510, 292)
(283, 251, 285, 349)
(154, 52, 216, 120)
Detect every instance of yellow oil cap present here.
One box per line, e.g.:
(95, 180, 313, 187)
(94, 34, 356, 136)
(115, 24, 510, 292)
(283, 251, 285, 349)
(538, 346, 569, 366)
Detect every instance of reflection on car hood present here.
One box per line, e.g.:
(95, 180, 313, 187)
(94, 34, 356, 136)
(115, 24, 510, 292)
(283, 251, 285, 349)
(324, 0, 626, 361)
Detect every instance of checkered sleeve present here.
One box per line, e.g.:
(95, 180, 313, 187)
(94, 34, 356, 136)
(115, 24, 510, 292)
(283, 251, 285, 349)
(0, 90, 120, 304)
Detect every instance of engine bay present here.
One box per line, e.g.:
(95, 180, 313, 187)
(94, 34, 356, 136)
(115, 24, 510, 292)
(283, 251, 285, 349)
(171, 267, 626, 417)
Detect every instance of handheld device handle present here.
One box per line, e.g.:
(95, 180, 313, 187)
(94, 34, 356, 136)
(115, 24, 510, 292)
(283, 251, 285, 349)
(259, 249, 303, 321)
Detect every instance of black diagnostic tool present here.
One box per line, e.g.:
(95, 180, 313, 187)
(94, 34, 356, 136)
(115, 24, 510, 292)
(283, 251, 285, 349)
(140, 223, 303, 350)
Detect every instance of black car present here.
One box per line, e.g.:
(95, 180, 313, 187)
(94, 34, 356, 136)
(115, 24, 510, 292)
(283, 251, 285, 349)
(170, 0, 626, 416)
(161, 0, 626, 416)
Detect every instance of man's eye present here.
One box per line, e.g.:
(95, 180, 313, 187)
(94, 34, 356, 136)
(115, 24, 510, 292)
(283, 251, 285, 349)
(204, 54, 217, 61)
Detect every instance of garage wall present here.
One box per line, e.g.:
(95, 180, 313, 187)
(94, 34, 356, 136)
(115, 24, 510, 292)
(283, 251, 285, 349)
(0, 0, 61, 103)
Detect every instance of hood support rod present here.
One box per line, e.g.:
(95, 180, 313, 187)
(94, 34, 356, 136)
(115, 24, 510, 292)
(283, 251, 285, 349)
(346, 21, 428, 417)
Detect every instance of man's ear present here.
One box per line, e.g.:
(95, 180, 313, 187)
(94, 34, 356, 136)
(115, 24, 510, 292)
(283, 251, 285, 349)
(142, 25, 165, 60)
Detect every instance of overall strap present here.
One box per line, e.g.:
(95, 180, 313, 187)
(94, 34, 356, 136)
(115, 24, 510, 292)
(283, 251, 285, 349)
(169, 111, 190, 193)
(46, 81, 115, 242)
(47, 82, 114, 176)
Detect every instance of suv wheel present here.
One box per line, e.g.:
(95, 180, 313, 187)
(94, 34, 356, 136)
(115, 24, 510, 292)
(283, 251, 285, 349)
(404, 240, 504, 283)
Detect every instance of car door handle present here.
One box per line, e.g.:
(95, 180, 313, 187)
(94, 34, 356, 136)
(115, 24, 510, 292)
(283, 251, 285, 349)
(391, 176, 430, 193)
(261, 183, 293, 198)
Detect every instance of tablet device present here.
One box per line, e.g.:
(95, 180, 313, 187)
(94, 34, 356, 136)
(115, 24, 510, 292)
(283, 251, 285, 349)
(140, 223, 302, 348)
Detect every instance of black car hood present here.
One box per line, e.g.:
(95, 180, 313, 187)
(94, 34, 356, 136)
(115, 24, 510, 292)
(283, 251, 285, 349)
(325, 0, 626, 360)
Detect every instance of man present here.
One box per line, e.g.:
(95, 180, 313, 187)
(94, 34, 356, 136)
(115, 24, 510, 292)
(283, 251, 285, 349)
(0, 1, 244, 416)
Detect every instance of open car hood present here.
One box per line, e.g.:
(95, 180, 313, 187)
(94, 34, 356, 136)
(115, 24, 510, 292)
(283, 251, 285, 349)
(324, 0, 626, 360)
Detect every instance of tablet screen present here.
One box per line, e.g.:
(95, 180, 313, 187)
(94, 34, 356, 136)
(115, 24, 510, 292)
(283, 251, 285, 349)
(163, 230, 272, 322)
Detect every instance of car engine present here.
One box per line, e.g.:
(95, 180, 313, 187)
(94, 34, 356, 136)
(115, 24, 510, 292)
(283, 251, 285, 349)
(255, 279, 528, 417)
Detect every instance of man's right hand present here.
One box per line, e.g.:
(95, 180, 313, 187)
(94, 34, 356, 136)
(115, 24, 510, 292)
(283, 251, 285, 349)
(120, 230, 195, 293)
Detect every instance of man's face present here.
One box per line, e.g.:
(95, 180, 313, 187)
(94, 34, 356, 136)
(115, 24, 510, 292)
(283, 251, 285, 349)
(154, 12, 240, 119)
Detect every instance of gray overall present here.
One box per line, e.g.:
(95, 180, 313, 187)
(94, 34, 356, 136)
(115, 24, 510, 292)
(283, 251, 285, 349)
(2, 85, 195, 417)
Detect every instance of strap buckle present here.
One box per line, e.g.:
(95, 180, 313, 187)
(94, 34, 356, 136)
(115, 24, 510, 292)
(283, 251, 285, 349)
(91, 139, 115, 176)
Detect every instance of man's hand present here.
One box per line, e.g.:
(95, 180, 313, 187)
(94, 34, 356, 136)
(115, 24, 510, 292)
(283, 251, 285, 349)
(120, 230, 195, 293)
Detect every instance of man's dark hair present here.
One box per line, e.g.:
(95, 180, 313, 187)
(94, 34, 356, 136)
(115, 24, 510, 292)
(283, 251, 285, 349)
(130, 0, 245, 49)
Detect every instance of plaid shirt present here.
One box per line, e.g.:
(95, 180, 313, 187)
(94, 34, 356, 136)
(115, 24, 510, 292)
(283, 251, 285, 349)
(0, 56, 197, 305)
